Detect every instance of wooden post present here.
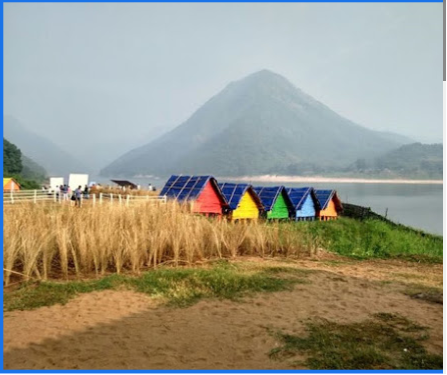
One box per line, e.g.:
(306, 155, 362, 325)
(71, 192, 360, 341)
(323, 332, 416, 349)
(110, 193, 114, 205)
(99, 193, 103, 205)
(119, 194, 122, 206)
(10, 190, 13, 204)
(126, 195, 130, 207)
(34, 190, 37, 204)
(92, 193, 96, 207)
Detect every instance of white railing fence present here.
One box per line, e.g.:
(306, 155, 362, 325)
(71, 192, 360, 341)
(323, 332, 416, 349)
(3, 190, 166, 207)
(97, 193, 166, 207)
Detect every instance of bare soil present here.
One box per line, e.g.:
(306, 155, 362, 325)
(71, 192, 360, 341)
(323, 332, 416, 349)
(3, 252, 443, 370)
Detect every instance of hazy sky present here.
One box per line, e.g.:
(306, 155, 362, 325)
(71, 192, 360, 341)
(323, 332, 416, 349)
(4, 3, 443, 171)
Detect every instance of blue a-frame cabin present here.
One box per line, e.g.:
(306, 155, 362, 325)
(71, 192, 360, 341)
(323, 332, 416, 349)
(286, 187, 320, 221)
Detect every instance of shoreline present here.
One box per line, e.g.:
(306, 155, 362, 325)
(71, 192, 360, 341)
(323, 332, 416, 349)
(220, 175, 443, 185)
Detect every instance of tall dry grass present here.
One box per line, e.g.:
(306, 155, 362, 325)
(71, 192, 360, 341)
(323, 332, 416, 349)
(90, 186, 159, 196)
(3, 202, 312, 284)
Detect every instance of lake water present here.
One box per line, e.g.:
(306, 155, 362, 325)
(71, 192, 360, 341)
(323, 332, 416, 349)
(307, 182, 443, 236)
(92, 176, 444, 236)
(236, 181, 443, 235)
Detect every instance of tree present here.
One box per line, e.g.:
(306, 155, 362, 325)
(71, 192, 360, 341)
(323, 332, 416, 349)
(10, 174, 40, 189)
(4, 138, 23, 175)
(3, 138, 46, 189)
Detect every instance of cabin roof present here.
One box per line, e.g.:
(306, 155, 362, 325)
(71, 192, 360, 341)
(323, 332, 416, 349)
(253, 186, 292, 211)
(111, 179, 138, 189)
(217, 183, 263, 210)
(160, 175, 227, 204)
(314, 189, 342, 211)
(286, 187, 319, 211)
(3, 178, 20, 188)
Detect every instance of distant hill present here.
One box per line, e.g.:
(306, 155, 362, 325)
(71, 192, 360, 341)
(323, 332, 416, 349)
(374, 130, 414, 146)
(4, 116, 89, 176)
(349, 143, 443, 179)
(101, 70, 410, 177)
(21, 154, 47, 183)
(4, 138, 47, 186)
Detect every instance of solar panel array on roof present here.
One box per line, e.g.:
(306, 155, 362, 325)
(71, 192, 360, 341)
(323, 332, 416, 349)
(217, 183, 251, 210)
(159, 175, 215, 202)
(285, 187, 312, 210)
(314, 189, 334, 210)
(253, 186, 286, 211)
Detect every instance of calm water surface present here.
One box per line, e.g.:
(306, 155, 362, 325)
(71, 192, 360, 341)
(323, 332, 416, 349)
(94, 176, 443, 235)
(310, 183, 443, 236)
(234, 181, 443, 235)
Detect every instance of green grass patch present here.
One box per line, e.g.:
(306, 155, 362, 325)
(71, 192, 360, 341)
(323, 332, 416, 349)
(392, 273, 424, 281)
(402, 284, 443, 305)
(373, 312, 426, 333)
(270, 313, 442, 370)
(259, 266, 314, 276)
(4, 264, 304, 311)
(129, 267, 299, 307)
(3, 275, 127, 311)
(321, 260, 355, 267)
(294, 218, 442, 263)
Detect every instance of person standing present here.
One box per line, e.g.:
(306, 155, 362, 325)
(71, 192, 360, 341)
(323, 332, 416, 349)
(83, 185, 89, 199)
(62, 185, 68, 201)
(74, 185, 83, 207)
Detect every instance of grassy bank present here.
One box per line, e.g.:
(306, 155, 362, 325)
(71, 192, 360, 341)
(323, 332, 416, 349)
(270, 313, 443, 370)
(4, 262, 308, 311)
(295, 218, 442, 263)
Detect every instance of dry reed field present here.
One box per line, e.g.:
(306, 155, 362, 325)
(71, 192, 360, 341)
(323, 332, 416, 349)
(90, 186, 159, 196)
(3, 202, 314, 284)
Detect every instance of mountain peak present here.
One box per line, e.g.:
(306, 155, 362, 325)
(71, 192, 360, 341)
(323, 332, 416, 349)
(101, 71, 407, 177)
(237, 69, 291, 86)
(247, 69, 282, 78)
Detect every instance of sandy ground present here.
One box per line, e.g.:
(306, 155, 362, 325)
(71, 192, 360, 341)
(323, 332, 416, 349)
(225, 175, 443, 184)
(3, 254, 443, 370)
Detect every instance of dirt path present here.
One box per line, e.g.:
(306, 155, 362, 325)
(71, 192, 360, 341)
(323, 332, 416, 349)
(3, 256, 443, 370)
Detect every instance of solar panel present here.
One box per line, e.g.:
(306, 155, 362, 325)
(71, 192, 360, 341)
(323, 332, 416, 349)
(169, 187, 183, 198)
(253, 186, 287, 211)
(159, 175, 218, 202)
(217, 183, 251, 210)
(159, 175, 179, 196)
(314, 189, 334, 210)
(286, 187, 312, 210)
(184, 179, 198, 189)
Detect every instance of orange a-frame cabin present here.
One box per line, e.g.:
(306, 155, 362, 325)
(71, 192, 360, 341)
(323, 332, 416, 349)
(159, 175, 228, 216)
(314, 189, 343, 221)
(3, 178, 21, 192)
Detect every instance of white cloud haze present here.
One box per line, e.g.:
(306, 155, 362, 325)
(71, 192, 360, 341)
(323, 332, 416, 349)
(4, 3, 443, 171)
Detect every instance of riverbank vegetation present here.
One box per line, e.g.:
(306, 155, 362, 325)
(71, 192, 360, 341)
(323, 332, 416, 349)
(270, 313, 443, 370)
(3, 203, 442, 286)
(4, 262, 312, 311)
